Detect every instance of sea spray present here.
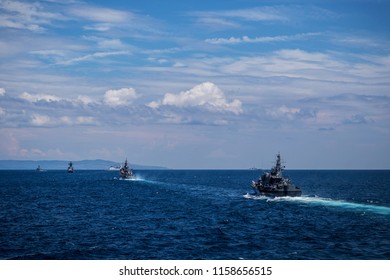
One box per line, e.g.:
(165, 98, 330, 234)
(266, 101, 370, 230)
(244, 194, 390, 215)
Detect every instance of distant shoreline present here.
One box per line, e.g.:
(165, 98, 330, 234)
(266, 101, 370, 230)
(0, 167, 388, 171)
(0, 159, 167, 170)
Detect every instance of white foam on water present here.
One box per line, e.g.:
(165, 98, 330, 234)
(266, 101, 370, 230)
(244, 194, 390, 215)
(243, 193, 268, 200)
(114, 176, 145, 181)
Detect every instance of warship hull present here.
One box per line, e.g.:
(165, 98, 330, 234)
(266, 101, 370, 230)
(251, 153, 302, 197)
(258, 191, 301, 197)
(252, 182, 301, 197)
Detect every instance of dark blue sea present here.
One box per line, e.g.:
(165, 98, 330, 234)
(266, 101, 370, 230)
(1, 170, 389, 260)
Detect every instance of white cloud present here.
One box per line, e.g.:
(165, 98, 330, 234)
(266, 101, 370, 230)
(220, 49, 373, 85)
(0, 0, 65, 32)
(76, 116, 95, 125)
(68, 5, 131, 23)
(18, 92, 96, 107)
(31, 114, 96, 127)
(19, 92, 62, 102)
(98, 39, 126, 50)
(189, 6, 287, 30)
(266, 105, 302, 120)
(153, 82, 243, 114)
(147, 101, 160, 109)
(195, 17, 240, 29)
(219, 7, 286, 21)
(0, 88, 5, 96)
(31, 113, 51, 126)
(103, 88, 138, 107)
(192, 6, 285, 23)
(59, 116, 72, 125)
(60, 116, 96, 125)
(206, 33, 320, 45)
(76, 95, 95, 105)
(58, 51, 130, 65)
(83, 23, 111, 32)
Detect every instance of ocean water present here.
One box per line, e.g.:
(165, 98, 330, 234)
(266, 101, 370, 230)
(0, 169, 389, 260)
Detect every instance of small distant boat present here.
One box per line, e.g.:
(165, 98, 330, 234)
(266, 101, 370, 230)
(251, 153, 301, 196)
(119, 159, 134, 179)
(108, 166, 121, 171)
(36, 165, 45, 172)
(67, 161, 74, 173)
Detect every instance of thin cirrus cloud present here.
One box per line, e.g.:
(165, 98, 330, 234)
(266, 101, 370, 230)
(191, 6, 286, 23)
(188, 6, 287, 30)
(67, 5, 131, 23)
(0, 0, 66, 32)
(205, 33, 321, 45)
(66, 3, 162, 35)
(56, 51, 131, 65)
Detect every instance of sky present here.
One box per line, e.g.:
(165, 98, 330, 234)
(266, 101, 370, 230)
(0, 0, 389, 169)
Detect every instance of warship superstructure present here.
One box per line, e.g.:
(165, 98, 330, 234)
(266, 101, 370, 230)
(251, 153, 301, 196)
(119, 159, 134, 179)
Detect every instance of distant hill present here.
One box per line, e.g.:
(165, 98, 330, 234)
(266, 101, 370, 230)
(0, 159, 167, 170)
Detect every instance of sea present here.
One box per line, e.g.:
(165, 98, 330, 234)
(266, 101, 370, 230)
(0, 169, 389, 260)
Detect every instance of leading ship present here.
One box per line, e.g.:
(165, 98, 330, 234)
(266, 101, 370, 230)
(251, 153, 301, 196)
(119, 159, 134, 179)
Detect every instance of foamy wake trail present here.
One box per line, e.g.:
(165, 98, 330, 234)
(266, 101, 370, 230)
(115, 176, 145, 181)
(243, 194, 390, 215)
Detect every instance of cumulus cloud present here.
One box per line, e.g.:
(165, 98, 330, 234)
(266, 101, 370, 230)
(151, 82, 243, 114)
(76, 95, 95, 105)
(19, 92, 62, 102)
(31, 113, 51, 126)
(31, 114, 96, 127)
(17, 91, 96, 106)
(0, 88, 5, 96)
(103, 88, 138, 107)
(59, 116, 96, 125)
(267, 105, 302, 120)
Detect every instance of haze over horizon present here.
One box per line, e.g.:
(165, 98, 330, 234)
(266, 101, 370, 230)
(0, 0, 389, 169)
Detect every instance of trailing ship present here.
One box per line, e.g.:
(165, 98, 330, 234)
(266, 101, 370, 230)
(108, 165, 121, 171)
(119, 159, 134, 179)
(36, 165, 45, 172)
(251, 153, 301, 196)
(67, 161, 74, 173)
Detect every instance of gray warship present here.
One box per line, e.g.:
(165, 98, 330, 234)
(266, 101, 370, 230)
(251, 153, 301, 196)
(67, 161, 74, 173)
(119, 159, 134, 179)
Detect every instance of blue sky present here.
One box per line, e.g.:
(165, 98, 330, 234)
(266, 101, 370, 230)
(0, 0, 389, 169)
